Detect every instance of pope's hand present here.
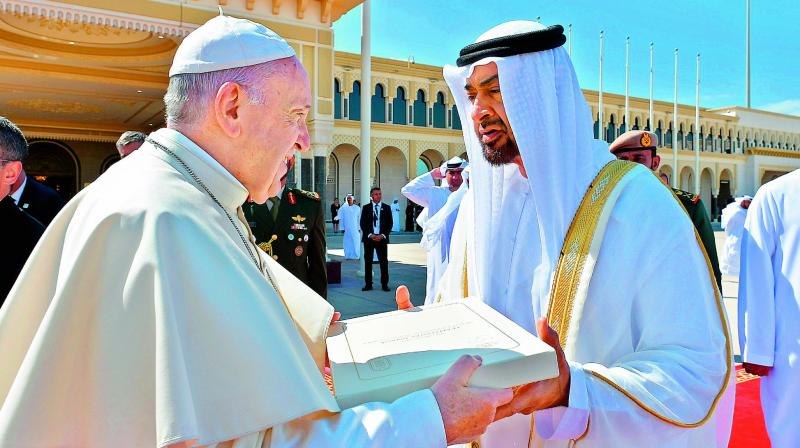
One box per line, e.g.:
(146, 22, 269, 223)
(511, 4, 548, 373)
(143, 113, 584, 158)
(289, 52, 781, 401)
(493, 318, 570, 421)
(743, 362, 771, 376)
(431, 355, 513, 444)
(395, 285, 413, 310)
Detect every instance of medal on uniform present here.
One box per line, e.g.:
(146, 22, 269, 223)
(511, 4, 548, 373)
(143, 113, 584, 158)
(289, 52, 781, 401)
(303, 235, 309, 242)
(291, 215, 306, 222)
(288, 234, 295, 241)
(294, 245, 304, 256)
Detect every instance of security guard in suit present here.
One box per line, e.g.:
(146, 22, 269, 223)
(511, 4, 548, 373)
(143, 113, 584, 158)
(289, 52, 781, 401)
(243, 186, 328, 299)
(610, 130, 722, 291)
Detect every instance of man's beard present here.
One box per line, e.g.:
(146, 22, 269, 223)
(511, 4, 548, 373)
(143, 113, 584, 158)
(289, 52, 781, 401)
(477, 119, 520, 166)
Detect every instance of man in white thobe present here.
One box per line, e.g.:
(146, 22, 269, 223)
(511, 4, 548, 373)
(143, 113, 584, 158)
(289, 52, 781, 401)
(720, 196, 751, 277)
(0, 15, 512, 447)
(390, 198, 401, 232)
(336, 194, 361, 259)
(434, 21, 732, 447)
(738, 169, 800, 448)
(402, 157, 467, 302)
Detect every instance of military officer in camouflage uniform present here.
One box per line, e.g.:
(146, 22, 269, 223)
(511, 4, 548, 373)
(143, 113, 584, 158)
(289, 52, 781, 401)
(610, 130, 722, 291)
(243, 185, 328, 299)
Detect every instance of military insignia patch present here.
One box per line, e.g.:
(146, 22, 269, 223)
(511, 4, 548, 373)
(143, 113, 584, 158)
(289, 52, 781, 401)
(640, 133, 652, 148)
(298, 189, 321, 201)
(291, 215, 307, 222)
(287, 191, 297, 205)
(294, 245, 304, 256)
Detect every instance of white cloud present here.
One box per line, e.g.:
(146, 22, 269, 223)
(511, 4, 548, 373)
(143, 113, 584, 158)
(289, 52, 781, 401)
(759, 99, 800, 116)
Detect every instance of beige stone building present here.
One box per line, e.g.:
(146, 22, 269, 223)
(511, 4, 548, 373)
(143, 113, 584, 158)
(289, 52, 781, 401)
(1, 0, 798, 224)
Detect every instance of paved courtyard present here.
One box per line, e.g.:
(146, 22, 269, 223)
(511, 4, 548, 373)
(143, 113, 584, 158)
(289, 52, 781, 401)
(325, 229, 743, 359)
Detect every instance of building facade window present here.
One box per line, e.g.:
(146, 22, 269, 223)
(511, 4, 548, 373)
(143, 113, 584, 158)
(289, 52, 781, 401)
(348, 81, 361, 120)
(393, 87, 407, 125)
(372, 84, 386, 123)
(413, 90, 427, 127)
(334, 78, 342, 119)
(433, 92, 446, 128)
(452, 105, 462, 130)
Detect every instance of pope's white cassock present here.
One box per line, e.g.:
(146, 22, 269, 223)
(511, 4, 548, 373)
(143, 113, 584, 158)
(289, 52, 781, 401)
(0, 129, 446, 447)
(436, 21, 733, 447)
(738, 169, 800, 447)
(720, 197, 749, 276)
(402, 169, 462, 303)
(336, 197, 361, 259)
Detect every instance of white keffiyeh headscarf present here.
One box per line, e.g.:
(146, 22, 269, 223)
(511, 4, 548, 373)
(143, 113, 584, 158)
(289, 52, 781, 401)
(443, 20, 613, 307)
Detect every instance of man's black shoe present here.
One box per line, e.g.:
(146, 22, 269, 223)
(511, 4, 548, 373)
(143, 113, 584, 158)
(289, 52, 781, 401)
(362, 286, 373, 291)
(381, 286, 391, 292)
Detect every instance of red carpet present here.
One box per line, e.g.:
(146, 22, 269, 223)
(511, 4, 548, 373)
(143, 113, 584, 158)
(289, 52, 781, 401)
(729, 365, 770, 447)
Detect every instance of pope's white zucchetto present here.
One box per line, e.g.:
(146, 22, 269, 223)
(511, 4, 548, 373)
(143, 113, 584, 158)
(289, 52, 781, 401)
(169, 15, 295, 76)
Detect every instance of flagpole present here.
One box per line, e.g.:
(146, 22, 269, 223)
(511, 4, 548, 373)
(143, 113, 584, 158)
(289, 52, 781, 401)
(568, 24, 573, 57)
(649, 42, 654, 132)
(599, 31, 604, 140)
(357, 0, 372, 277)
(673, 48, 678, 188)
(624, 36, 630, 132)
(746, 0, 751, 108)
(694, 53, 701, 194)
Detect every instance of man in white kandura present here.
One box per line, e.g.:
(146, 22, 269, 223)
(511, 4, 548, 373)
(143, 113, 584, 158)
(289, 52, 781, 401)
(720, 196, 751, 277)
(432, 21, 733, 446)
(336, 193, 361, 259)
(402, 156, 467, 303)
(738, 169, 800, 448)
(0, 15, 513, 447)
(390, 198, 401, 232)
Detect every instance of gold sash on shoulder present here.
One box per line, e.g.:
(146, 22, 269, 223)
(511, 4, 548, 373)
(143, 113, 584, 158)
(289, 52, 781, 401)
(546, 160, 732, 429)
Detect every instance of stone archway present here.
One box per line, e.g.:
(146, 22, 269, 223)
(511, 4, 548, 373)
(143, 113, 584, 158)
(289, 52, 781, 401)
(658, 164, 673, 186)
(376, 146, 408, 212)
(679, 166, 694, 193)
(26, 140, 80, 200)
(418, 148, 445, 177)
(100, 154, 121, 174)
(700, 168, 714, 218)
(718, 169, 733, 209)
(330, 143, 358, 204)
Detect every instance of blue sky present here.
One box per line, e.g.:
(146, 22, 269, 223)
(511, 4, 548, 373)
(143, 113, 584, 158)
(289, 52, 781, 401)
(332, 0, 800, 116)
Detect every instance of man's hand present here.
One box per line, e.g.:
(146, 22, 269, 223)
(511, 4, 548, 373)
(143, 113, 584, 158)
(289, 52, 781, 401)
(431, 355, 513, 444)
(431, 167, 446, 180)
(395, 285, 413, 310)
(494, 318, 570, 420)
(743, 362, 771, 377)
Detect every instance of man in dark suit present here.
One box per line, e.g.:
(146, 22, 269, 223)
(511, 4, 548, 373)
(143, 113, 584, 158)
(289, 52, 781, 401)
(1, 116, 45, 305)
(242, 158, 327, 299)
(360, 187, 393, 291)
(9, 171, 65, 226)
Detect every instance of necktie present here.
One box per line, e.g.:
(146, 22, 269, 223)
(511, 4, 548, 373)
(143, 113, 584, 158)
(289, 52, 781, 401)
(270, 197, 280, 221)
(373, 204, 378, 228)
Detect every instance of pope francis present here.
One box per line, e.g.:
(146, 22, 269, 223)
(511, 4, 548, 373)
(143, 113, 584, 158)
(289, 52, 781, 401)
(0, 15, 511, 448)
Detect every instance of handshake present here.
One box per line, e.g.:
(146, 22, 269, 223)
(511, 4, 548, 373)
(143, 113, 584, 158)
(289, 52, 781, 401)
(393, 286, 571, 444)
